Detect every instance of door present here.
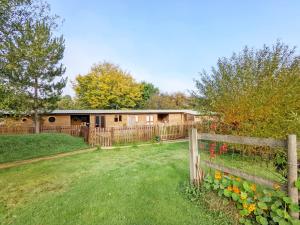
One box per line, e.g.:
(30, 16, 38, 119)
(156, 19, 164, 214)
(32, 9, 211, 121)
(95, 115, 106, 128)
(127, 115, 138, 126)
(100, 116, 105, 128)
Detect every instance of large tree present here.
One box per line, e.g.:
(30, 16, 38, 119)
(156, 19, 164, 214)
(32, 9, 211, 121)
(0, 0, 32, 112)
(193, 42, 300, 138)
(137, 81, 159, 108)
(0, 0, 31, 40)
(145, 92, 192, 109)
(74, 62, 142, 109)
(57, 95, 80, 109)
(0, 1, 66, 132)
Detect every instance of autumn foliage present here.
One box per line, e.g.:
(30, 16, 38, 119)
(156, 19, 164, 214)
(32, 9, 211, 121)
(73, 62, 142, 109)
(194, 42, 300, 138)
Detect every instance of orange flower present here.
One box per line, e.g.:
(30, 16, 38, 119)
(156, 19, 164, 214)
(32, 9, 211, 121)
(232, 186, 240, 194)
(227, 186, 233, 191)
(236, 177, 241, 182)
(250, 184, 256, 192)
(242, 203, 248, 209)
(248, 204, 256, 212)
(215, 171, 222, 180)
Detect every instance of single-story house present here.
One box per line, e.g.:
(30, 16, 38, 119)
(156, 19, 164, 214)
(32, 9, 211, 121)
(0, 109, 217, 128)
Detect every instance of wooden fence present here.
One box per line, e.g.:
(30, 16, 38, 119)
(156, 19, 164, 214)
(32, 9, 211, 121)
(0, 125, 35, 134)
(189, 128, 299, 219)
(89, 124, 194, 147)
(0, 125, 83, 137)
(0, 123, 200, 147)
(40, 125, 82, 136)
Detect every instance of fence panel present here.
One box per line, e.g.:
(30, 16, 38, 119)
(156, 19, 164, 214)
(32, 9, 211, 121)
(0, 125, 83, 137)
(0, 126, 35, 135)
(40, 125, 82, 136)
(88, 123, 196, 147)
(189, 128, 299, 219)
(89, 127, 112, 147)
(0, 123, 202, 147)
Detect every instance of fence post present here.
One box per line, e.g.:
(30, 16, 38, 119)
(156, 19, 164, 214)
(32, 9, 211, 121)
(287, 134, 299, 219)
(189, 128, 200, 185)
(111, 127, 114, 145)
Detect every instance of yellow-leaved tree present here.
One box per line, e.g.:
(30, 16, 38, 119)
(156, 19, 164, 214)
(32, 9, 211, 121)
(73, 62, 142, 109)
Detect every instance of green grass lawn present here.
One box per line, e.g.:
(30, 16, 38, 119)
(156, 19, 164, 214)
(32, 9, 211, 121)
(0, 142, 238, 225)
(0, 133, 88, 163)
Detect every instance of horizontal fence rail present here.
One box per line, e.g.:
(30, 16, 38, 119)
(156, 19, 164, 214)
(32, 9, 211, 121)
(202, 160, 283, 189)
(198, 133, 287, 148)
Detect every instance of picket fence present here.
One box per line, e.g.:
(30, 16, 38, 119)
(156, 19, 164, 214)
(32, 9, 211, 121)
(0, 123, 202, 147)
(89, 124, 197, 147)
(0, 125, 83, 136)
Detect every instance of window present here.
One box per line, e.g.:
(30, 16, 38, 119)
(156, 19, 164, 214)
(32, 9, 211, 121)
(114, 115, 118, 122)
(48, 117, 56, 123)
(114, 115, 122, 122)
(146, 115, 154, 125)
(95, 116, 100, 127)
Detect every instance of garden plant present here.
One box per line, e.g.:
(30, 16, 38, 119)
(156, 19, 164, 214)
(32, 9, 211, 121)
(202, 171, 300, 225)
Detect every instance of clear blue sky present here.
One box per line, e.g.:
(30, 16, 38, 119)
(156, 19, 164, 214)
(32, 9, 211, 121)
(48, 0, 300, 96)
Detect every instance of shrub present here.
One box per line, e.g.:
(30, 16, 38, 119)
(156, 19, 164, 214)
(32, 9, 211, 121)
(194, 42, 300, 139)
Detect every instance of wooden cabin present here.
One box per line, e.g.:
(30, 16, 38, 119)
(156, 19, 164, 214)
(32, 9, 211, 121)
(1, 109, 208, 128)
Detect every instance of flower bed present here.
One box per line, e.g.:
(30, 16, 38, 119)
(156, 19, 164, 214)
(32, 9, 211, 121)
(203, 171, 300, 225)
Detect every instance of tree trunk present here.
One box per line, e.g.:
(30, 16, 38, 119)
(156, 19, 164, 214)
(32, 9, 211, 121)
(34, 109, 40, 134)
(34, 78, 40, 134)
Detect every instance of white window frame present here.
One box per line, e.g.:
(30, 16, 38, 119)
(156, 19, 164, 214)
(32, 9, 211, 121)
(146, 115, 154, 125)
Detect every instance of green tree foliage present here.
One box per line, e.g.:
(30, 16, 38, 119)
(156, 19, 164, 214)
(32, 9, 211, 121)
(57, 95, 79, 109)
(0, 0, 31, 41)
(0, 84, 29, 115)
(145, 92, 192, 109)
(74, 62, 142, 109)
(0, 1, 66, 132)
(194, 42, 300, 138)
(0, 0, 33, 112)
(137, 81, 159, 108)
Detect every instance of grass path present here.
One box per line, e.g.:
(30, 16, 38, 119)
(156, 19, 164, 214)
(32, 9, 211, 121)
(0, 142, 236, 225)
(0, 139, 187, 170)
